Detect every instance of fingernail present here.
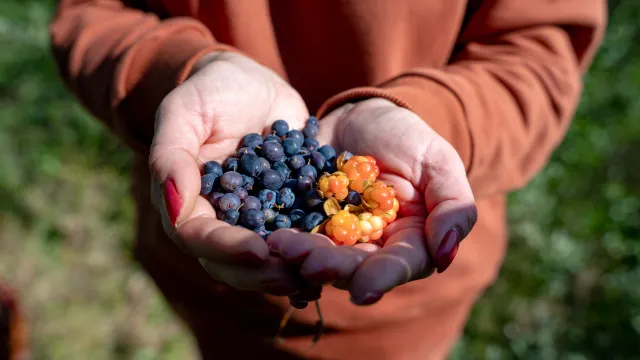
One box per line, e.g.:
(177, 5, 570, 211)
(306, 270, 339, 284)
(436, 227, 460, 273)
(162, 177, 181, 226)
(350, 292, 382, 306)
(238, 251, 266, 266)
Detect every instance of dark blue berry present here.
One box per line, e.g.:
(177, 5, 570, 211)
(242, 196, 262, 212)
(241, 175, 254, 191)
(271, 120, 289, 136)
(260, 169, 284, 190)
(305, 191, 323, 209)
(297, 176, 314, 193)
(303, 138, 319, 152)
(289, 209, 306, 227)
(259, 157, 271, 171)
(303, 124, 318, 138)
(222, 209, 240, 225)
(218, 193, 241, 212)
(277, 188, 295, 208)
(298, 165, 317, 180)
(263, 208, 277, 226)
(274, 214, 291, 229)
(263, 141, 284, 162)
(344, 191, 362, 205)
(258, 189, 278, 209)
(286, 130, 304, 147)
(282, 178, 298, 192)
(272, 161, 291, 180)
(208, 192, 224, 207)
(220, 171, 243, 192)
(233, 187, 248, 201)
(303, 212, 325, 232)
(309, 151, 326, 171)
(200, 174, 216, 195)
(204, 161, 223, 177)
(264, 134, 281, 144)
(307, 116, 319, 126)
(318, 145, 336, 161)
(254, 226, 269, 240)
(343, 151, 354, 161)
(282, 138, 299, 156)
(323, 159, 338, 174)
(298, 147, 311, 157)
(241, 209, 265, 229)
(242, 133, 263, 149)
(236, 147, 256, 158)
(287, 155, 305, 170)
(223, 157, 240, 172)
(240, 153, 263, 177)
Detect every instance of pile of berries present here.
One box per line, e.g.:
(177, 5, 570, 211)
(198, 117, 399, 247)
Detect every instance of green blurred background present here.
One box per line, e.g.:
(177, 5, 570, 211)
(1, 1, 638, 359)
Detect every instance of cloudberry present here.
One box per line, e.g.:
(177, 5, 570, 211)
(357, 212, 386, 243)
(341, 156, 380, 193)
(318, 172, 349, 201)
(324, 210, 361, 246)
(363, 181, 396, 211)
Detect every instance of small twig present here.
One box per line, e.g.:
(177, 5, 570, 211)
(274, 305, 296, 344)
(305, 300, 324, 353)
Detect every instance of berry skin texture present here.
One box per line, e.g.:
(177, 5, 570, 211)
(272, 119, 289, 136)
(309, 151, 326, 172)
(263, 140, 285, 162)
(271, 161, 291, 180)
(261, 169, 285, 190)
(324, 210, 361, 246)
(282, 138, 299, 156)
(344, 190, 362, 205)
(357, 212, 386, 243)
(297, 176, 314, 193)
(303, 124, 319, 138)
(287, 155, 305, 170)
(240, 154, 263, 177)
(303, 138, 319, 152)
(274, 214, 291, 229)
(286, 130, 305, 147)
(233, 187, 248, 201)
(318, 172, 349, 201)
(218, 193, 241, 212)
(258, 189, 278, 209)
(342, 156, 380, 193)
(259, 157, 271, 171)
(236, 147, 256, 158)
(263, 208, 277, 226)
(242, 196, 262, 212)
(298, 165, 317, 180)
(208, 192, 224, 207)
(200, 174, 216, 195)
(371, 198, 400, 223)
(242, 133, 263, 149)
(318, 145, 336, 161)
(241, 175, 254, 191)
(307, 116, 319, 126)
(277, 188, 296, 209)
(241, 209, 266, 229)
(264, 134, 281, 144)
(220, 171, 243, 192)
(224, 157, 240, 172)
(303, 212, 325, 232)
(204, 161, 223, 177)
(362, 181, 396, 211)
(222, 209, 240, 225)
(289, 209, 306, 227)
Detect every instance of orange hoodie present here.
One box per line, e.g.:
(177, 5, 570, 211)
(50, 1, 606, 359)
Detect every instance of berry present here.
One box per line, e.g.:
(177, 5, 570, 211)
(241, 209, 265, 229)
(274, 214, 291, 229)
(323, 159, 338, 174)
(233, 187, 248, 201)
(298, 165, 317, 180)
(240, 154, 263, 177)
(223, 157, 240, 172)
(277, 188, 296, 209)
(254, 226, 269, 240)
(264, 134, 281, 144)
(317, 172, 349, 201)
(305, 191, 323, 209)
(272, 161, 291, 180)
(286, 130, 304, 147)
(242, 133, 263, 149)
(282, 138, 299, 156)
(298, 147, 311, 157)
(297, 176, 314, 193)
(318, 145, 336, 161)
(236, 147, 256, 158)
(220, 171, 243, 191)
(303, 124, 318, 138)
(309, 151, 326, 171)
(258, 189, 278, 209)
(324, 210, 361, 246)
(260, 169, 285, 190)
(222, 209, 240, 225)
(287, 155, 305, 170)
(371, 198, 400, 223)
(344, 190, 362, 205)
(307, 116, 319, 126)
(242, 196, 262, 212)
(362, 181, 396, 211)
(357, 212, 386, 243)
(259, 157, 271, 171)
(303, 138, 319, 152)
(342, 156, 380, 193)
(208, 192, 224, 207)
(241, 175, 254, 191)
(262, 140, 284, 162)
(204, 161, 223, 177)
(263, 208, 278, 226)
(218, 193, 241, 212)
(272, 120, 289, 137)
(303, 212, 325, 232)
(200, 174, 216, 195)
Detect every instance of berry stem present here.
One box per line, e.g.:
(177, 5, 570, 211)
(274, 305, 296, 344)
(306, 300, 324, 353)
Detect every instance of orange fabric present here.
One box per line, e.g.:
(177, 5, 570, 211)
(50, 1, 607, 359)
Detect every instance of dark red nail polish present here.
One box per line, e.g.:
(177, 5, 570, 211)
(162, 178, 181, 226)
(306, 270, 339, 284)
(351, 292, 382, 306)
(436, 228, 460, 273)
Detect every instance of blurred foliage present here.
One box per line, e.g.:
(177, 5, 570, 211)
(0, 0, 639, 359)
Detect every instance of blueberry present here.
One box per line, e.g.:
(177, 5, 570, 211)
(259, 157, 271, 171)
(218, 193, 241, 212)
(264, 134, 281, 144)
(271, 120, 289, 136)
(307, 116, 318, 126)
(263, 141, 284, 162)
(287, 155, 305, 170)
(303, 212, 325, 232)
(220, 171, 243, 192)
(286, 130, 304, 147)
(200, 174, 216, 195)
(289, 209, 306, 227)
(277, 188, 295, 208)
(258, 189, 278, 209)
(260, 169, 284, 190)
(272, 161, 291, 180)
(242, 196, 262, 212)
(254, 226, 269, 240)
(208, 192, 224, 207)
(298, 165, 317, 180)
(222, 209, 240, 225)
(204, 161, 223, 177)
(297, 176, 314, 193)
(344, 190, 362, 205)
(318, 145, 336, 161)
(298, 147, 311, 157)
(303, 124, 318, 138)
(309, 151, 326, 171)
(282, 138, 299, 156)
(241, 175, 254, 191)
(263, 208, 277, 226)
(274, 214, 291, 229)
(241, 208, 265, 229)
(233, 187, 248, 201)
(223, 157, 240, 172)
(305, 191, 323, 209)
(282, 178, 298, 192)
(240, 153, 263, 177)
(303, 138, 319, 152)
(323, 159, 338, 174)
(343, 151, 354, 161)
(242, 133, 263, 149)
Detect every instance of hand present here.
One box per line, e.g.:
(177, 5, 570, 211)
(268, 98, 477, 305)
(149, 51, 310, 296)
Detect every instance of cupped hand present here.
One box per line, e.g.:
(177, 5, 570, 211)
(268, 98, 477, 305)
(149, 51, 310, 295)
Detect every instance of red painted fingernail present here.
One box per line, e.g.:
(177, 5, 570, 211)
(162, 178, 181, 226)
(306, 270, 339, 284)
(350, 292, 382, 306)
(436, 228, 460, 273)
